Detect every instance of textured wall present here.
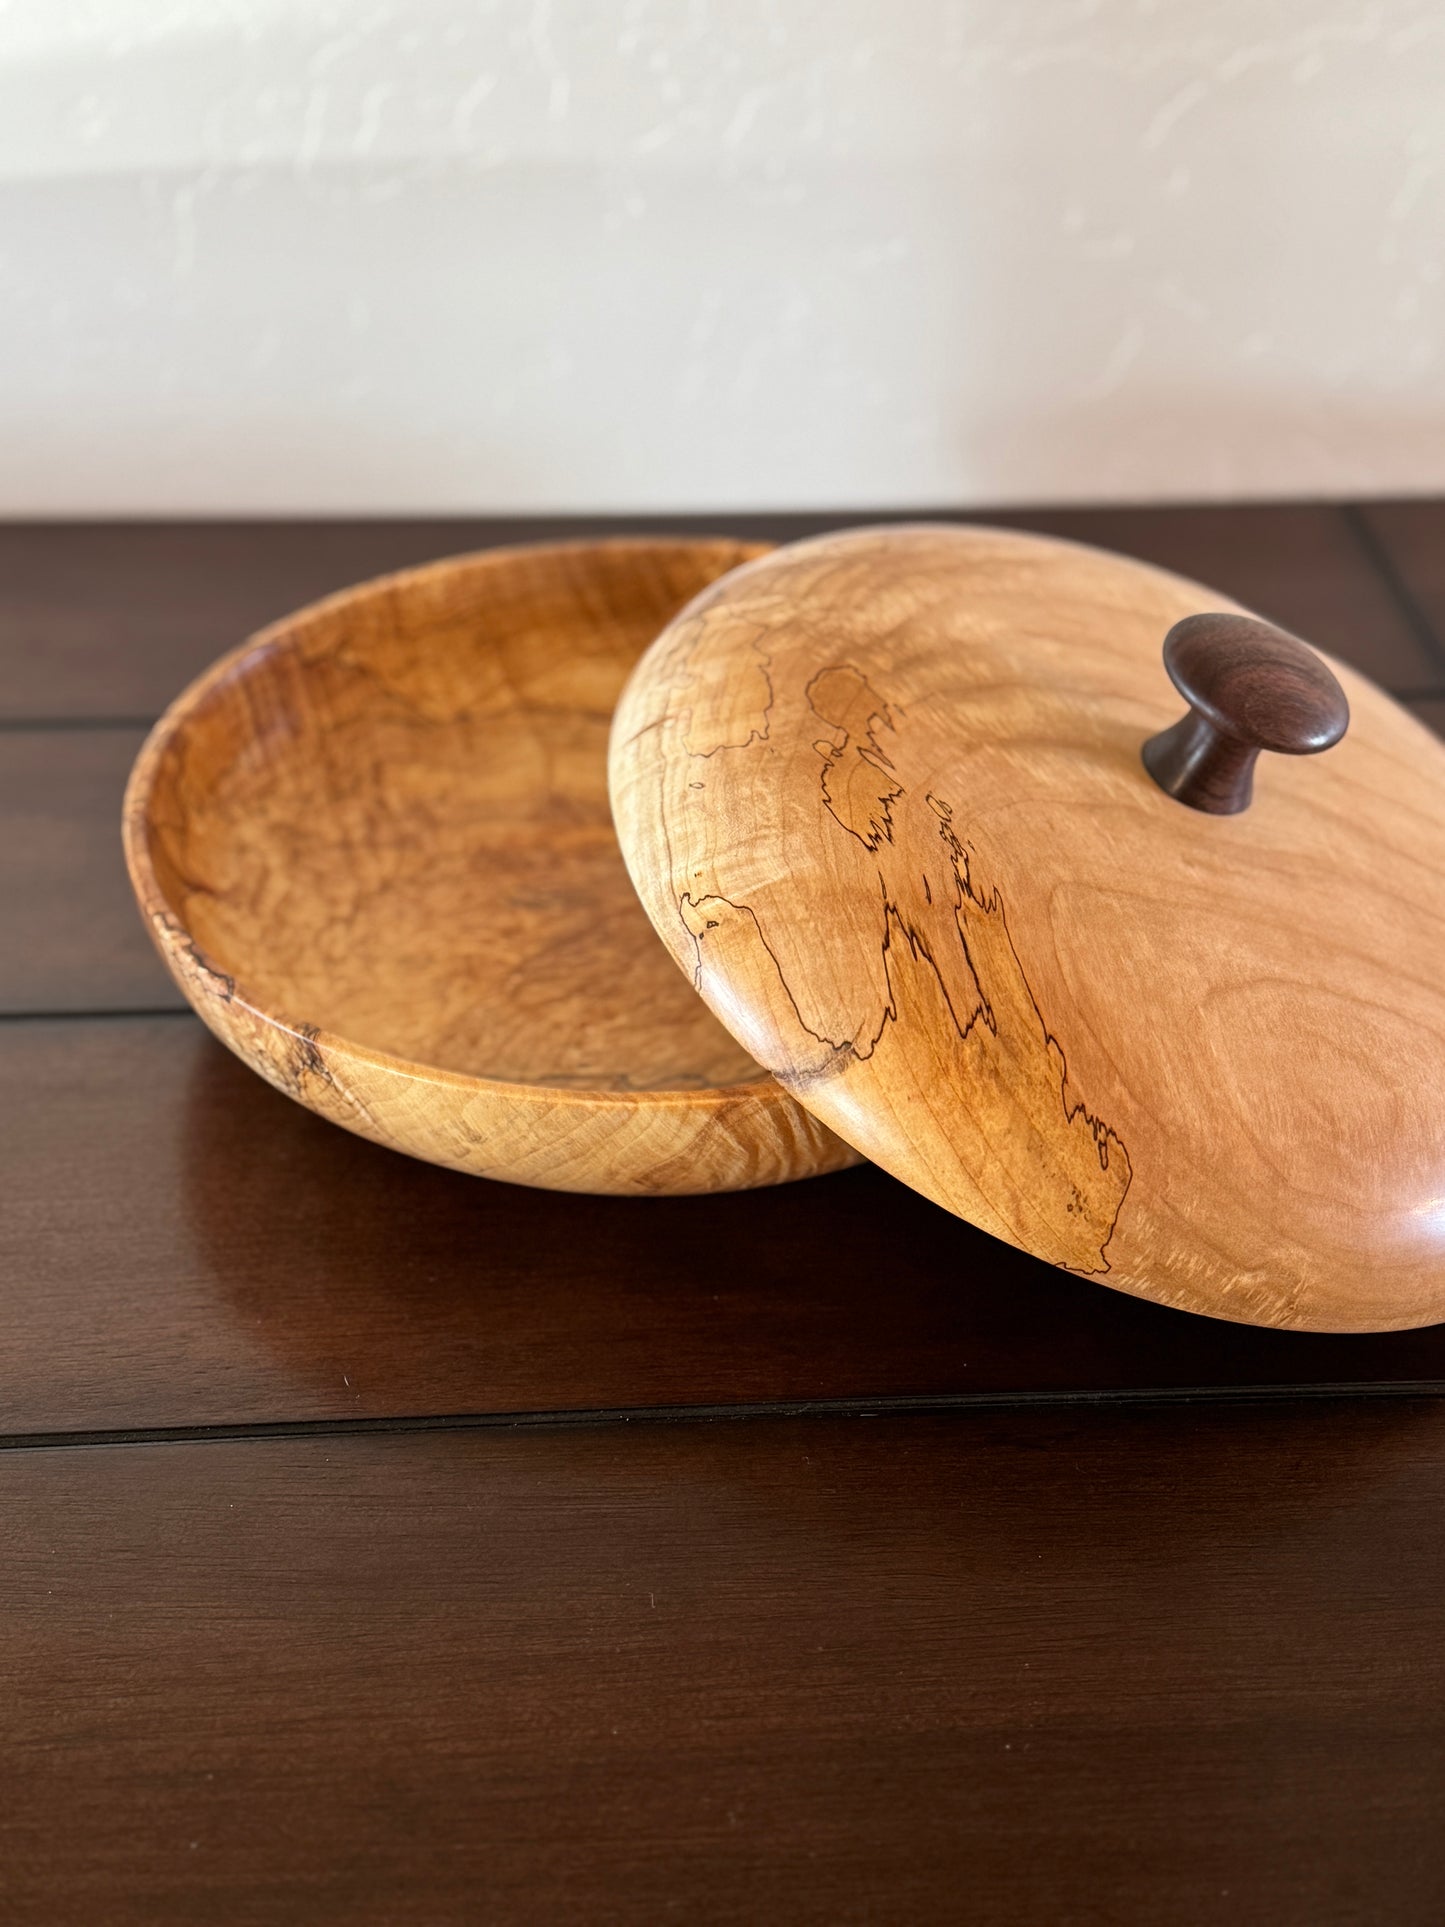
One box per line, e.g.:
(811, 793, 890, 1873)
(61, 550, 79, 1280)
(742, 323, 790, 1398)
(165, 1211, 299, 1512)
(1, 0, 1441, 513)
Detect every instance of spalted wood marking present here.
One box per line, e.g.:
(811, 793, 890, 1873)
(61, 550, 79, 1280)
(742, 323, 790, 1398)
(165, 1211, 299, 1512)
(679, 651, 1129, 1273)
(125, 539, 859, 1196)
(611, 523, 1445, 1331)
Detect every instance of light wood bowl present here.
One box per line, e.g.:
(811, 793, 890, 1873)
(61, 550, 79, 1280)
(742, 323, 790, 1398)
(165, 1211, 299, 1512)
(123, 539, 858, 1195)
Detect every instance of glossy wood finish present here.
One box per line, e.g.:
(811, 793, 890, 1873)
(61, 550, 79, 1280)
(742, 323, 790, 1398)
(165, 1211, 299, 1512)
(6, 1015, 1445, 1437)
(125, 538, 854, 1195)
(1142, 613, 1350, 814)
(6, 508, 1445, 1925)
(3, 1404, 1445, 1927)
(614, 523, 1445, 1331)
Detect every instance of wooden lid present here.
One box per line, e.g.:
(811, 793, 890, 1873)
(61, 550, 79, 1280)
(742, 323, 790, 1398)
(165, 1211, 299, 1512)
(609, 524, 1445, 1332)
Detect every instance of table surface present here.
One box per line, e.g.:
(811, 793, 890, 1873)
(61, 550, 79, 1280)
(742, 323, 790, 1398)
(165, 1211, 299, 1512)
(4, 501, 1445, 1924)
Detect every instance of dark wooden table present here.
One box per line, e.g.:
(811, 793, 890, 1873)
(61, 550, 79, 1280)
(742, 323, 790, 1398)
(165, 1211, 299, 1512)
(4, 503, 1445, 1925)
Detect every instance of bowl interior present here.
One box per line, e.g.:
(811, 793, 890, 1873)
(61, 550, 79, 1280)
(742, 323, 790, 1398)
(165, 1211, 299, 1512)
(140, 538, 768, 1092)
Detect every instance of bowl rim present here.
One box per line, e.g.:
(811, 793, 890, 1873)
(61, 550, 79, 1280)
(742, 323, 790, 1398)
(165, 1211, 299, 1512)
(122, 533, 790, 1115)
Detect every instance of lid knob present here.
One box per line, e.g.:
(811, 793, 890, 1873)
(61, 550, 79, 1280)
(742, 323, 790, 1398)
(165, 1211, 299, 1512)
(1141, 612, 1349, 815)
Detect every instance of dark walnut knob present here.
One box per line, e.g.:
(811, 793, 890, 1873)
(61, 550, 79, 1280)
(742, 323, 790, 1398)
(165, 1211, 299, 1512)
(1142, 612, 1349, 815)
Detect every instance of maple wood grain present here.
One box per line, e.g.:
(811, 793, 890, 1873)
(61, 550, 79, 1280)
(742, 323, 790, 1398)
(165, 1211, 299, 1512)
(614, 523, 1445, 1331)
(124, 538, 854, 1195)
(2, 1404, 1444, 1926)
(3, 1015, 1443, 1437)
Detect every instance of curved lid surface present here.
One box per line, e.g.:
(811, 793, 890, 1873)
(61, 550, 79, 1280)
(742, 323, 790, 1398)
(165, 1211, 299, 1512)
(609, 523, 1445, 1332)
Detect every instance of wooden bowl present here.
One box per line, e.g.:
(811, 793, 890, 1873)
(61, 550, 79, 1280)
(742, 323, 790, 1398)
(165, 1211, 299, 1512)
(123, 539, 858, 1194)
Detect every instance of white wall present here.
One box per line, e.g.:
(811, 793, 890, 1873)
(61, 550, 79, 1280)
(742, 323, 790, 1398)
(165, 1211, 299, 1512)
(0, 0, 1441, 514)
